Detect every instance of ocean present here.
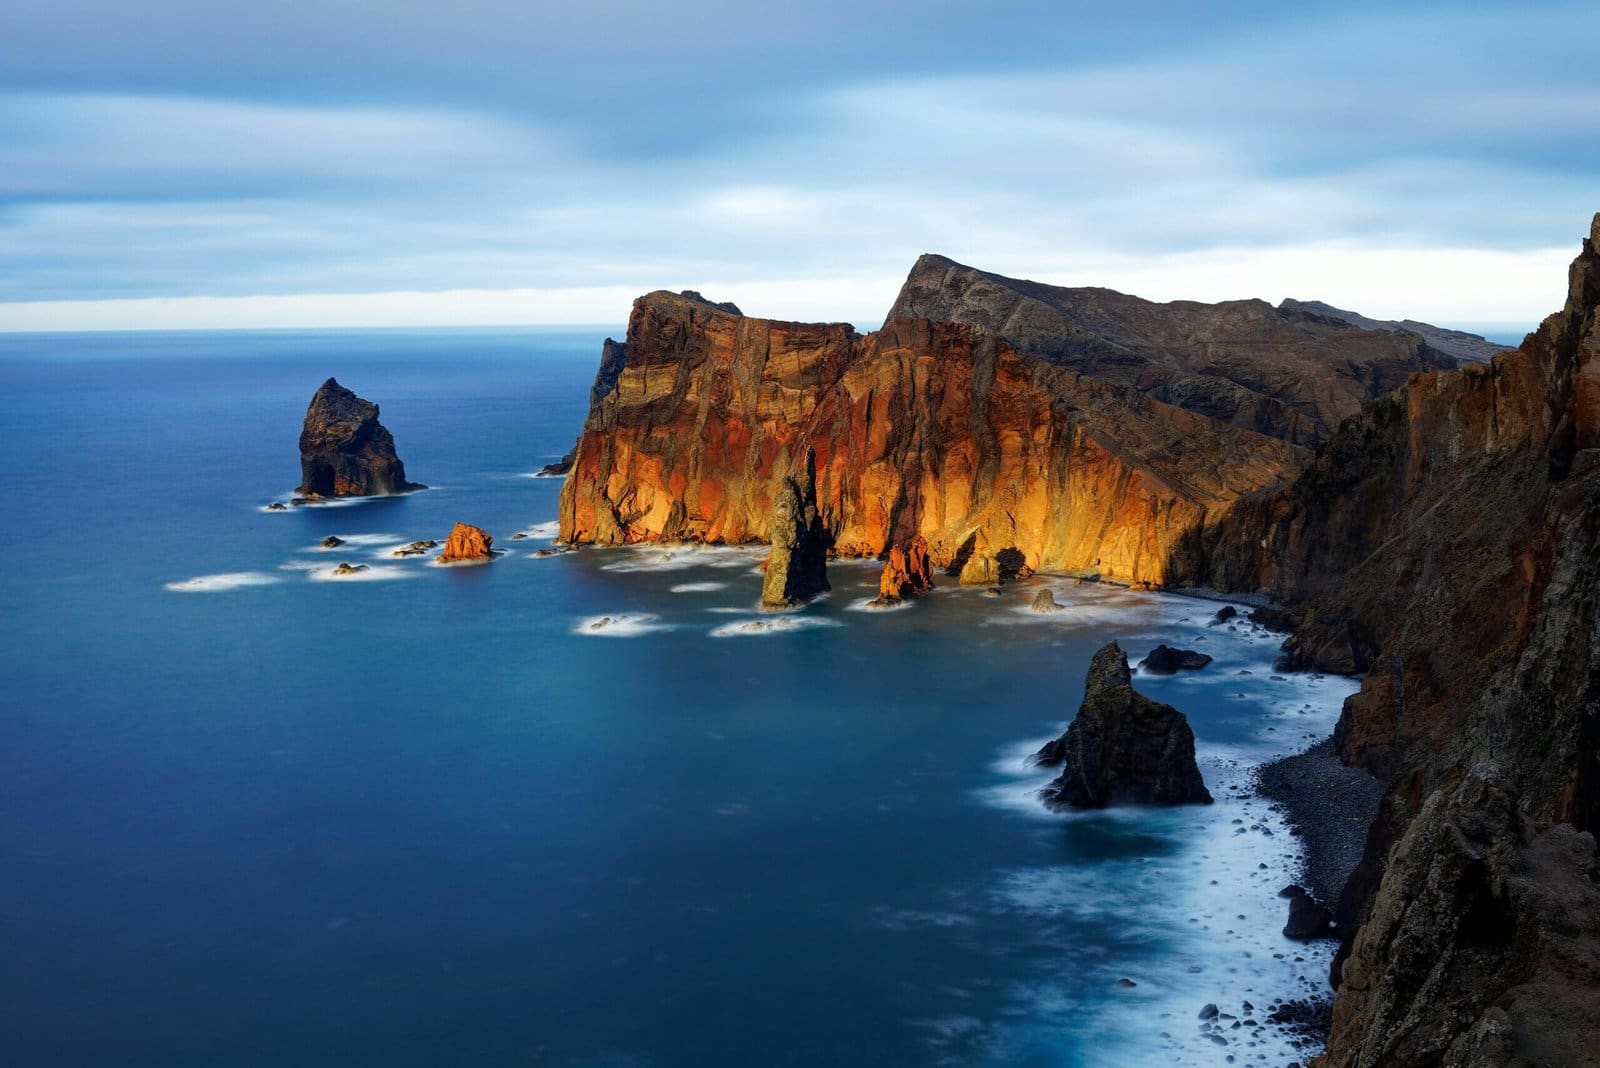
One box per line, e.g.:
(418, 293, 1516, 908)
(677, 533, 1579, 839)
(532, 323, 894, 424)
(0, 328, 1357, 1067)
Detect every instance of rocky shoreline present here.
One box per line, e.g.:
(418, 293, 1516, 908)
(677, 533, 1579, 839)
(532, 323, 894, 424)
(1255, 739, 1385, 922)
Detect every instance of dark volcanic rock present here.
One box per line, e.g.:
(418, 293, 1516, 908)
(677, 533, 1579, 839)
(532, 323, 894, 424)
(1035, 642, 1213, 809)
(760, 447, 829, 609)
(1283, 892, 1334, 941)
(1278, 298, 1513, 364)
(1212, 605, 1238, 624)
(296, 378, 423, 498)
(1138, 644, 1213, 674)
(536, 447, 576, 477)
(1323, 765, 1600, 1066)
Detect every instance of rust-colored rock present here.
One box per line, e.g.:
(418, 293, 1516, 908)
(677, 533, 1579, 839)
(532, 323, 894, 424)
(437, 522, 496, 564)
(296, 378, 423, 497)
(558, 290, 1304, 587)
(876, 534, 935, 605)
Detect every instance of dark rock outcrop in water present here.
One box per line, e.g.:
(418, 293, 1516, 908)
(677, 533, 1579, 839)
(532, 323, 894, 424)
(1034, 642, 1212, 809)
(296, 378, 423, 497)
(1138, 644, 1213, 674)
(760, 448, 829, 609)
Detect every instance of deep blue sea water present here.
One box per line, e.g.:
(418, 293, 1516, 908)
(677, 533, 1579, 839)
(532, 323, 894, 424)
(0, 329, 1357, 1067)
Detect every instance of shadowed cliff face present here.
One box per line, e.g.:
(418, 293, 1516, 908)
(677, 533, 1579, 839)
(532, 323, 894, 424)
(558, 293, 1303, 585)
(1192, 215, 1600, 1067)
(888, 254, 1458, 447)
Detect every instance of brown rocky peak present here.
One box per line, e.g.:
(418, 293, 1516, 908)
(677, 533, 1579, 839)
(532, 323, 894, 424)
(296, 378, 423, 498)
(438, 522, 496, 564)
(1033, 641, 1212, 809)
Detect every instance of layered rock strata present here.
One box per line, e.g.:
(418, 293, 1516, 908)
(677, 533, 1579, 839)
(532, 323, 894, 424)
(296, 378, 423, 497)
(1033, 641, 1212, 809)
(875, 534, 935, 605)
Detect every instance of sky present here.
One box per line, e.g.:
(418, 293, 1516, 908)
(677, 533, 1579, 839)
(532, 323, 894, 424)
(0, 1, 1596, 332)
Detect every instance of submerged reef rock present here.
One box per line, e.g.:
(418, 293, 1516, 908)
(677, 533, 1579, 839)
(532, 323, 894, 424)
(438, 522, 496, 564)
(760, 448, 829, 609)
(875, 534, 934, 605)
(1030, 588, 1064, 613)
(1138, 644, 1214, 674)
(296, 378, 423, 498)
(1033, 642, 1212, 809)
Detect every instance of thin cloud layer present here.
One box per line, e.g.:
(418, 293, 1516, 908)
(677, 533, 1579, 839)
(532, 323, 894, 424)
(0, 1, 1594, 328)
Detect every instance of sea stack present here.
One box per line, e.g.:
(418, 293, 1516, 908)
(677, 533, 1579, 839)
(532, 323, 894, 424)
(760, 448, 829, 609)
(296, 378, 423, 498)
(438, 522, 496, 564)
(874, 535, 935, 605)
(1034, 641, 1212, 809)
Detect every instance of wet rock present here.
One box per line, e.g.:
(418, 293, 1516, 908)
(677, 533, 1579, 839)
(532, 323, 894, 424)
(266, 502, 287, 511)
(1138, 644, 1214, 674)
(1212, 605, 1238, 624)
(1283, 892, 1334, 941)
(1035, 642, 1213, 809)
(332, 562, 368, 576)
(321, 535, 345, 548)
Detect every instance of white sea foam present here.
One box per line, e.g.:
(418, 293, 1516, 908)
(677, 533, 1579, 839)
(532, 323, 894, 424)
(707, 615, 842, 637)
(846, 595, 913, 612)
(297, 533, 408, 553)
(306, 564, 419, 582)
(966, 586, 1357, 1066)
(523, 520, 561, 539)
(164, 571, 283, 593)
(572, 613, 672, 637)
(670, 581, 729, 593)
(599, 546, 765, 573)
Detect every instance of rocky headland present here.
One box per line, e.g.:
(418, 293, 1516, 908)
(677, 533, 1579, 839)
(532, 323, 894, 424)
(548, 214, 1600, 1061)
(1032, 641, 1212, 809)
(296, 378, 424, 498)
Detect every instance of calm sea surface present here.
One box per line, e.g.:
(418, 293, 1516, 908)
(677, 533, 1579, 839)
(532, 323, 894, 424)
(0, 328, 1357, 1067)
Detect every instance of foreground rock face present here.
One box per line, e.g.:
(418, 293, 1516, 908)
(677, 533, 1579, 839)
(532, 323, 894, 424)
(438, 522, 495, 564)
(296, 378, 423, 497)
(557, 288, 1303, 586)
(760, 448, 829, 608)
(1187, 215, 1600, 1064)
(1320, 765, 1600, 1067)
(876, 534, 934, 604)
(1034, 642, 1212, 809)
(888, 254, 1458, 447)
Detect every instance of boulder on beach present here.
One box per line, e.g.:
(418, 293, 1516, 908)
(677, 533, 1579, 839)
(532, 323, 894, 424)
(1034, 641, 1213, 809)
(1282, 889, 1334, 941)
(1139, 644, 1214, 674)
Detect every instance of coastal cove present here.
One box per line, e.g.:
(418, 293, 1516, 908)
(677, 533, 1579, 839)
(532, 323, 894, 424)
(1, 330, 1358, 1067)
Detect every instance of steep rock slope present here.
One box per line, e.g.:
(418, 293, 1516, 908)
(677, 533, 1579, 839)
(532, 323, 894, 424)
(888, 254, 1457, 446)
(1190, 215, 1600, 1065)
(558, 294, 1303, 585)
(1278, 297, 1513, 364)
